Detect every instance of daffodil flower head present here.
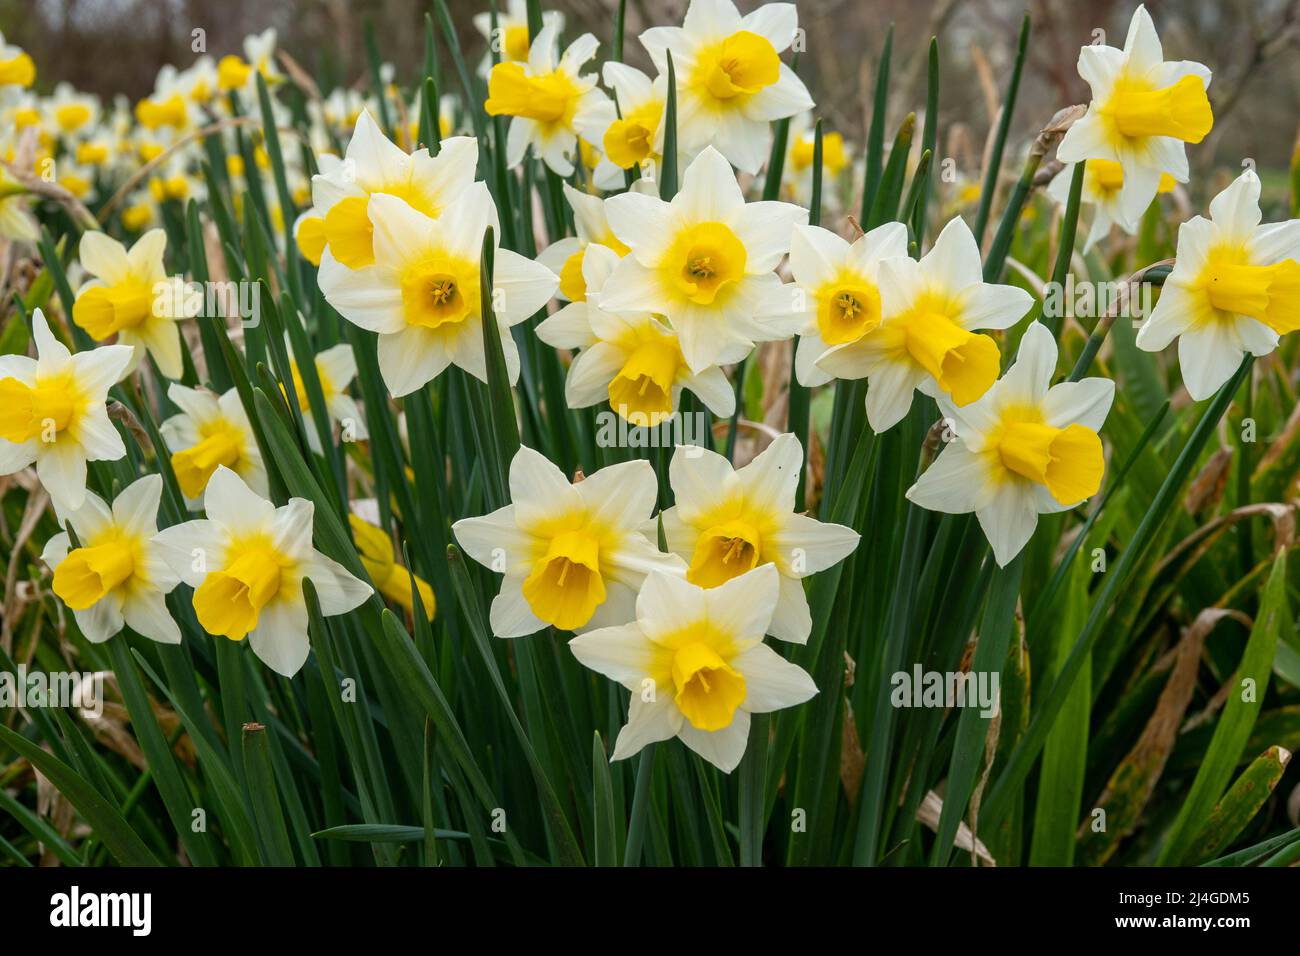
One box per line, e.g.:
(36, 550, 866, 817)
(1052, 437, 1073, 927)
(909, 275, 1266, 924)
(907, 323, 1116, 566)
(483, 23, 608, 176)
(1046, 159, 1177, 253)
(0, 310, 132, 514)
(318, 186, 558, 396)
(472, 0, 565, 74)
(638, 0, 813, 174)
(42, 475, 181, 645)
(1056, 4, 1212, 214)
(571, 62, 667, 190)
(657, 433, 859, 643)
(308, 111, 479, 271)
(816, 216, 1034, 433)
(569, 564, 816, 772)
(161, 383, 267, 506)
(0, 31, 36, 89)
(452, 446, 685, 637)
(535, 182, 633, 304)
(1136, 169, 1300, 400)
(536, 242, 736, 426)
(283, 340, 369, 454)
(348, 513, 435, 618)
(154, 467, 371, 677)
(72, 229, 187, 379)
(599, 146, 808, 374)
(787, 221, 909, 388)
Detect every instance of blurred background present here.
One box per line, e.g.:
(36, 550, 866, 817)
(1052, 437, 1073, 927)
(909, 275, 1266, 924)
(5, 0, 1299, 191)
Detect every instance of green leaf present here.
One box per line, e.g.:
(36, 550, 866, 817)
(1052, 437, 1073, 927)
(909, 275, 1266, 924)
(592, 732, 618, 866)
(1185, 745, 1293, 864)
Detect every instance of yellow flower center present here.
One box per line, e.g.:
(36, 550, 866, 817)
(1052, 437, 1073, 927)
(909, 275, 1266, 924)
(399, 254, 479, 329)
(54, 103, 91, 133)
(1199, 248, 1300, 335)
(193, 535, 283, 641)
(997, 420, 1104, 505)
(73, 282, 156, 340)
(122, 203, 153, 232)
(559, 248, 588, 302)
(296, 214, 327, 266)
(687, 518, 763, 588)
(1099, 74, 1212, 144)
(504, 24, 531, 62)
(0, 51, 36, 88)
(896, 307, 999, 406)
(521, 529, 606, 630)
(53, 530, 139, 610)
(695, 31, 780, 102)
(818, 280, 881, 345)
(171, 419, 246, 499)
(671, 640, 747, 732)
(790, 131, 847, 174)
(485, 62, 582, 125)
(668, 221, 746, 305)
(608, 331, 684, 427)
(322, 196, 375, 269)
(76, 142, 110, 166)
(0, 370, 81, 443)
(135, 94, 188, 130)
(603, 101, 661, 169)
(217, 55, 253, 91)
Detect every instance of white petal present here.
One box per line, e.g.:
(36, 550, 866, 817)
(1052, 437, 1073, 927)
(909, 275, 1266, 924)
(611, 692, 682, 761)
(906, 443, 995, 515)
(79, 231, 132, 285)
(509, 444, 582, 529)
(735, 642, 817, 712)
(489, 575, 548, 638)
(734, 200, 807, 273)
(203, 466, 275, 537)
(303, 551, 373, 615)
(493, 248, 558, 324)
(1041, 378, 1115, 432)
(377, 324, 450, 397)
(976, 484, 1040, 567)
(677, 708, 750, 772)
(111, 474, 163, 537)
(121, 589, 181, 644)
(249, 598, 311, 677)
(568, 623, 653, 689)
(737, 432, 803, 515)
(703, 563, 780, 642)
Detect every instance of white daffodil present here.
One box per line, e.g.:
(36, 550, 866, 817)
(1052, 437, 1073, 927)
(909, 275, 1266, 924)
(535, 182, 632, 304)
(639, 0, 813, 174)
(303, 109, 479, 271)
(1136, 169, 1300, 400)
(780, 112, 851, 209)
(786, 221, 909, 388)
(599, 146, 807, 374)
(1046, 159, 1176, 252)
(570, 564, 816, 772)
(1056, 4, 1212, 215)
(216, 28, 281, 95)
(575, 62, 666, 190)
(72, 229, 185, 379)
(452, 446, 684, 637)
(907, 323, 1115, 567)
(0, 31, 35, 88)
(655, 433, 858, 643)
(483, 22, 609, 175)
(153, 467, 371, 677)
(0, 310, 131, 514)
(537, 243, 734, 425)
(47, 83, 100, 139)
(42, 475, 181, 645)
(318, 187, 557, 397)
(161, 383, 267, 506)
(284, 341, 369, 453)
(816, 216, 1034, 433)
(473, 0, 564, 74)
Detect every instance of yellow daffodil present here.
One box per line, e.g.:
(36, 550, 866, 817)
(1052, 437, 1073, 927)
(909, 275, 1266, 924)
(484, 22, 609, 175)
(1137, 169, 1300, 399)
(785, 221, 909, 388)
(161, 383, 267, 505)
(599, 146, 807, 373)
(318, 187, 557, 396)
(453, 446, 684, 636)
(639, 0, 813, 173)
(349, 514, 435, 617)
(907, 323, 1115, 566)
(1057, 4, 1211, 215)
(154, 467, 371, 677)
(0, 310, 132, 513)
(42, 475, 181, 644)
(570, 564, 816, 772)
(816, 216, 1034, 433)
(72, 229, 185, 378)
(655, 433, 858, 643)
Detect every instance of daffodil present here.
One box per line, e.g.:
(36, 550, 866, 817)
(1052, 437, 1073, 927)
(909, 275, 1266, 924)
(153, 467, 371, 677)
(452, 446, 684, 637)
(473, 0, 564, 73)
(1136, 169, 1300, 400)
(161, 383, 267, 505)
(906, 322, 1115, 566)
(1056, 4, 1212, 214)
(216, 28, 281, 96)
(0, 31, 35, 88)
(318, 187, 557, 396)
(1046, 159, 1177, 252)
(483, 22, 609, 175)
(304, 110, 478, 271)
(0, 310, 132, 514)
(786, 221, 909, 387)
(780, 112, 850, 208)
(42, 475, 181, 644)
(0, 165, 39, 242)
(816, 216, 1034, 433)
(535, 182, 632, 304)
(570, 564, 816, 772)
(284, 341, 369, 453)
(72, 229, 186, 378)
(48, 83, 100, 138)
(349, 513, 435, 617)
(576, 62, 666, 190)
(599, 146, 807, 373)
(537, 243, 735, 425)
(639, 0, 813, 174)
(653, 433, 857, 643)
